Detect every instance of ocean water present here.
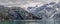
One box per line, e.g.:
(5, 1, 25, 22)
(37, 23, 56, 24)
(0, 19, 60, 24)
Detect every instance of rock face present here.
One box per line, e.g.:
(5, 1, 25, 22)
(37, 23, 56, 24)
(27, 2, 60, 20)
(0, 5, 42, 20)
(9, 7, 42, 20)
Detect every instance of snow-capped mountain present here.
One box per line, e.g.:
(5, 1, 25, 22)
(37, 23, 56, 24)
(0, 1, 60, 20)
(27, 2, 60, 19)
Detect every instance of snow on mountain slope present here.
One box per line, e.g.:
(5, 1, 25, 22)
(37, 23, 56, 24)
(26, 2, 60, 19)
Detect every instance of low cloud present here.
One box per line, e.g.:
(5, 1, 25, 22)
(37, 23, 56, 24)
(0, 0, 60, 9)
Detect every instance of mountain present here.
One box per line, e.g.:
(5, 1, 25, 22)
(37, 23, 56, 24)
(0, 2, 60, 20)
(27, 2, 60, 19)
(0, 5, 42, 20)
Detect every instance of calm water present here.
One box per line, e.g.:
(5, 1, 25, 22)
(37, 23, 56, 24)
(0, 20, 60, 24)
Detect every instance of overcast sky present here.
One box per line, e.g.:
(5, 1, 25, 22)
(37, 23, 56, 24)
(0, 0, 60, 9)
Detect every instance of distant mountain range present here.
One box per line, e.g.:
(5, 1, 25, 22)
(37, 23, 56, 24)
(0, 5, 42, 20)
(27, 2, 60, 19)
(0, 2, 60, 20)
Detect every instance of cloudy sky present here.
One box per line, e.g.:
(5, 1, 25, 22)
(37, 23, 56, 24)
(0, 0, 60, 8)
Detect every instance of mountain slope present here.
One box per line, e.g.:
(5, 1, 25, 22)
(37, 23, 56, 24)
(0, 5, 42, 20)
(27, 2, 60, 19)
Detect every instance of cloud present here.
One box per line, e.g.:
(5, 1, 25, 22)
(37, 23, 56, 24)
(0, 0, 60, 9)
